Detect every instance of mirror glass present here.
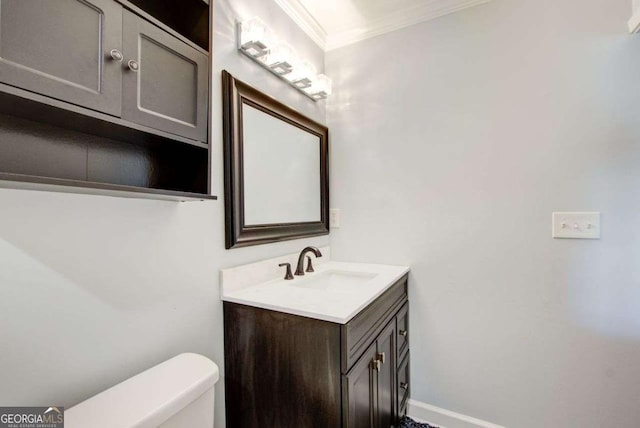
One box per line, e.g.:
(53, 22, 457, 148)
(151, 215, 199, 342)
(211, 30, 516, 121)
(242, 103, 321, 225)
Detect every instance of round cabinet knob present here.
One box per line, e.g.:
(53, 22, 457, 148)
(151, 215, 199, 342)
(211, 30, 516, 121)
(109, 49, 123, 62)
(400, 382, 409, 390)
(399, 330, 408, 337)
(127, 60, 140, 72)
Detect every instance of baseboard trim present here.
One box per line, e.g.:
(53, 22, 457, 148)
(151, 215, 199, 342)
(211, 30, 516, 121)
(407, 399, 506, 428)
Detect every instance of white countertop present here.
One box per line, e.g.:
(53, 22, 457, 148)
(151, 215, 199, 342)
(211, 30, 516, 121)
(221, 260, 409, 324)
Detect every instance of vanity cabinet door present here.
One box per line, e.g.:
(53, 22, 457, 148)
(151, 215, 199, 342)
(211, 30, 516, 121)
(121, 10, 208, 142)
(0, 0, 123, 116)
(376, 320, 397, 428)
(344, 342, 377, 428)
(344, 321, 398, 428)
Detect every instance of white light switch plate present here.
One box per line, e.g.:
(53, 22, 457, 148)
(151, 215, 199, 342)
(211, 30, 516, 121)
(329, 209, 340, 228)
(552, 212, 601, 239)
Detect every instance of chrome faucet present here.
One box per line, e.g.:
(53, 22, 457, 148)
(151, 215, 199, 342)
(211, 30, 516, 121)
(295, 246, 322, 276)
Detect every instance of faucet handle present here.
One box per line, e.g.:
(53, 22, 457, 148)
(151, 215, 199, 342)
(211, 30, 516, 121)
(279, 263, 294, 280)
(295, 246, 322, 276)
(305, 256, 315, 273)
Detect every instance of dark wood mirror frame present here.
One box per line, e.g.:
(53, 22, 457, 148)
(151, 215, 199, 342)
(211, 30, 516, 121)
(222, 70, 329, 249)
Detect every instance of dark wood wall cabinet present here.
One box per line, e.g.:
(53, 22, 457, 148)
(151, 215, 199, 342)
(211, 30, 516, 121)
(0, 0, 214, 201)
(224, 274, 411, 428)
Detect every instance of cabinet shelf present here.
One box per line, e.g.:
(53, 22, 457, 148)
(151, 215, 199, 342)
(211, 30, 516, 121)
(0, 83, 208, 150)
(0, 172, 216, 202)
(121, 0, 210, 52)
(0, 110, 212, 201)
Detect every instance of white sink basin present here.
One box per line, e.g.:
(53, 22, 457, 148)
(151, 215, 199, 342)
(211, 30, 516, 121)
(221, 260, 409, 324)
(292, 270, 378, 293)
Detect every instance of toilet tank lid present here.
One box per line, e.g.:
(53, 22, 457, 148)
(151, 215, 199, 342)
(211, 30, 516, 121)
(65, 353, 219, 428)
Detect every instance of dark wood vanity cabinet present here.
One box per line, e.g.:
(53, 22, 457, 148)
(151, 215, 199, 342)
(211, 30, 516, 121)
(224, 274, 410, 428)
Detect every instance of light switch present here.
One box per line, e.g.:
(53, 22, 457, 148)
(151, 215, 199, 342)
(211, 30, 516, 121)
(329, 209, 340, 228)
(552, 212, 600, 239)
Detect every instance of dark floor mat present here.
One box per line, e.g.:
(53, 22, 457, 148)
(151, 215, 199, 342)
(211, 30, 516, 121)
(399, 416, 440, 428)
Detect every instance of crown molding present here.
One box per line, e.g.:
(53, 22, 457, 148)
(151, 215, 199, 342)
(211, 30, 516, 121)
(272, 0, 327, 49)
(275, 0, 492, 52)
(325, 0, 493, 50)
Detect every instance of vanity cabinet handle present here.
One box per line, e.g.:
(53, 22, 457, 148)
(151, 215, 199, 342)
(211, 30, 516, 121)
(399, 330, 408, 337)
(278, 263, 294, 280)
(377, 352, 386, 364)
(372, 359, 381, 372)
(400, 382, 409, 390)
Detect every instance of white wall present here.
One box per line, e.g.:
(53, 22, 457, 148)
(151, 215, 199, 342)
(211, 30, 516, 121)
(0, 1, 326, 427)
(326, 0, 640, 426)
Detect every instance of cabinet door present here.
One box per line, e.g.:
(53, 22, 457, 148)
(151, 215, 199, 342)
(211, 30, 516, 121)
(344, 342, 377, 428)
(0, 0, 123, 116)
(121, 10, 208, 142)
(376, 320, 396, 428)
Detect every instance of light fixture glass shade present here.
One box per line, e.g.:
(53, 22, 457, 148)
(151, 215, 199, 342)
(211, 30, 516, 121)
(285, 59, 317, 89)
(239, 17, 272, 58)
(264, 42, 295, 75)
(305, 74, 332, 99)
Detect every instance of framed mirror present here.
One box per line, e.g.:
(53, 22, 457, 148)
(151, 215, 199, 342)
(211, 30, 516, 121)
(222, 71, 329, 249)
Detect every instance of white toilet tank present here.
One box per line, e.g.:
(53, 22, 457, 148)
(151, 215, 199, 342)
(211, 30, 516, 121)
(65, 353, 219, 428)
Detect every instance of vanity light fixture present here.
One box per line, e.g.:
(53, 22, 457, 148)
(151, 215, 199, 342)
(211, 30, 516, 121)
(238, 16, 271, 58)
(237, 17, 332, 101)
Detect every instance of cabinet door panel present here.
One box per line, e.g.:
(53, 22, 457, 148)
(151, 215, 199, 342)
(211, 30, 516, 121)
(377, 320, 396, 428)
(344, 342, 377, 428)
(122, 10, 208, 142)
(0, 0, 122, 115)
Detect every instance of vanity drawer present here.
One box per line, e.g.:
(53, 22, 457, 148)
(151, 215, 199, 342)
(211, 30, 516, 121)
(341, 274, 408, 372)
(396, 302, 409, 362)
(398, 352, 410, 411)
